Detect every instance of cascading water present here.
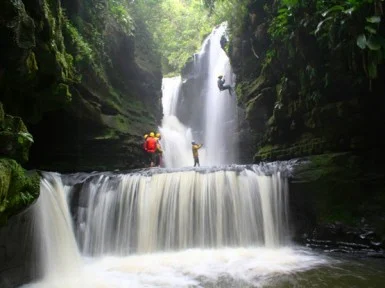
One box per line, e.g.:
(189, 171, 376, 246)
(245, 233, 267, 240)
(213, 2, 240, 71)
(202, 24, 237, 165)
(159, 77, 194, 168)
(31, 173, 82, 280)
(21, 165, 332, 288)
(70, 166, 289, 256)
(20, 23, 336, 288)
(159, 23, 238, 168)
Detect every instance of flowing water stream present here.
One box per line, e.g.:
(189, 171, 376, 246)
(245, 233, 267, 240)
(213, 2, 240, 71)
(20, 24, 385, 288)
(159, 23, 237, 168)
(21, 167, 385, 288)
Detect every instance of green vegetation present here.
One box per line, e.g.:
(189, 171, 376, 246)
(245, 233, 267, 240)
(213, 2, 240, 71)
(0, 103, 39, 224)
(125, 0, 252, 74)
(63, 19, 94, 67)
(314, 0, 385, 87)
(228, 0, 385, 162)
(0, 105, 34, 164)
(109, 0, 135, 35)
(294, 153, 385, 231)
(267, 0, 384, 90)
(131, 0, 214, 74)
(0, 159, 40, 225)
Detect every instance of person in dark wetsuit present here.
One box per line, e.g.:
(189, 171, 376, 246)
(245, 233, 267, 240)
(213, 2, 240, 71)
(217, 75, 233, 95)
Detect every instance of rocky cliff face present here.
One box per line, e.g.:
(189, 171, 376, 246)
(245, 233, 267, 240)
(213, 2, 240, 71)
(289, 153, 385, 256)
(0, 0, 163, 172)
(0, 204, 38, 288)
(229, 0, 385, 162)
(228, 0, 385, 251)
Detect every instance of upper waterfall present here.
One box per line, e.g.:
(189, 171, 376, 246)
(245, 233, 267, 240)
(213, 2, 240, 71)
(159, 23, 238, 168)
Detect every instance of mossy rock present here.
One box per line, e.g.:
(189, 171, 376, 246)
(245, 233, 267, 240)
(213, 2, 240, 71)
(292, 153, 385, 228)
(0, 115, 32, 163)
(53, 83, 72, 104)
(25, 51, 39, 77)
(4, 115, 28, 133)
(0, 158, 40, 225)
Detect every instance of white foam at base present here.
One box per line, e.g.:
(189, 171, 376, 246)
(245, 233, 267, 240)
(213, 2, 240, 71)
(21, 247, 329, 288)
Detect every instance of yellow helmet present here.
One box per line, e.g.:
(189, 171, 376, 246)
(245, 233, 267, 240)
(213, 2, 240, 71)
(144, 134, 148, 139)
(149, 132, 155, 137)
(156, 132, 161, 138)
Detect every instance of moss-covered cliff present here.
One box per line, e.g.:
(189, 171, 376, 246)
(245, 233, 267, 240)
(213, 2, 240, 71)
(229, 0, 385, 162)
(290, 153, 385, 252)
(227, 0, 385, 248)
(0, 103, 39, 224)
(0, 0, 162, 172)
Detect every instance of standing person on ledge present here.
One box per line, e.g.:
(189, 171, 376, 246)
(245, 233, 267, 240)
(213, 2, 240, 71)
(191, 141, 203, 167)
(144, 132, 157, 167)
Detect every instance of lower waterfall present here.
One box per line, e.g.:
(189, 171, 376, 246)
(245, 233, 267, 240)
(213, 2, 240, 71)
(70, 165, 289, 255)
(23, 165, 329, 288)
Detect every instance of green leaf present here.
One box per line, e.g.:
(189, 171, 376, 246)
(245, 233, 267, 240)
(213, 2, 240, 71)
(343, 7, 355, 15)
(315, 17, 332, 35)
(366, 16, 381, 23)
(282, 0, 298, 7)
(366, 37, 382, 50)
(322, 5, 344, 17)
(365, 26, 377, 34)
(356, 34, 367, 49)
(17, 136, 24, 144)
(17, 132, 34, 143)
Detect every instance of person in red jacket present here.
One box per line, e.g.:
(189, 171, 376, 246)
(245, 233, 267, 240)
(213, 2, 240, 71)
(145, 132, 157, 167)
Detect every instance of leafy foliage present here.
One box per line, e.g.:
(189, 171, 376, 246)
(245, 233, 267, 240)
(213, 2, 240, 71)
(261, 0, 385, 100)
(63, 19, 94, 66)
(131, 0, 219, 74)
(313, 0, 385, 83)
(108, 0, 135, 35)
(17, 132, 34, 145)
(61, 0, 247, 75)
(0, 159, 40, 224)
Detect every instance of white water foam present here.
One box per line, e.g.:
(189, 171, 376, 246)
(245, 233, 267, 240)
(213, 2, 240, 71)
(22, 247, 329, 288)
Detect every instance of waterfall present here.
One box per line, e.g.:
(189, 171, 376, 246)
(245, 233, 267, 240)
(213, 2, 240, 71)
(23, 165, 333, 288)
(202, 23, 237, 165)
(161, 77, 182, 117)
(19, 21, 332, 288)
(32, 173, 81, 279)
(65, 165, 290, 256)
(159, 77, 193, 168)
(159, 23, 238, 168)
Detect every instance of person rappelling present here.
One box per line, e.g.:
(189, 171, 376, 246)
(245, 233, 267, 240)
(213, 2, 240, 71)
(217, 75, 234, 96)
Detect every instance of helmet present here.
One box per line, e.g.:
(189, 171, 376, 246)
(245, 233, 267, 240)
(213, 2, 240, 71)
(191, 141, 196, 145)
(149, 132, 155, 137)
(144, 134, 148, 139)
(156, 133, 161, 138)
(218, 75, 223, 78)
